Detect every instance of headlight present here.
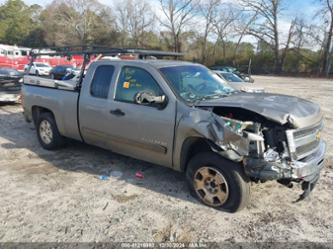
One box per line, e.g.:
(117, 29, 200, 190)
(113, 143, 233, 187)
(222, 116, 253, 134)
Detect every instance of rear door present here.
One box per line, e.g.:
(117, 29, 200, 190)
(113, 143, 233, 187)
(79, 63, 117, 149)
(79, 62, 176, 168)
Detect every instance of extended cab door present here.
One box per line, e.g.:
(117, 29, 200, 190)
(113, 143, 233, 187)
(79, 61, 176, 168)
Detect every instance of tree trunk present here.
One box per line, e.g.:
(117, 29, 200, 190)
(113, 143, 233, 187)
(323, 17, 333, 76)
(273, 29, 281, 73)
(174, 33, 178, 52)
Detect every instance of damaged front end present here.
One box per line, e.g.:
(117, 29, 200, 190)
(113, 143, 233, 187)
(182, 105, 326, 201)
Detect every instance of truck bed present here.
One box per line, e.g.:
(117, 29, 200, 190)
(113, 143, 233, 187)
(22, 77, 82, 142)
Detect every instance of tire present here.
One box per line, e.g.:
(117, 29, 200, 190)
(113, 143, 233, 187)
(36, 113, 65, 150)
(186, 152, 250, 213)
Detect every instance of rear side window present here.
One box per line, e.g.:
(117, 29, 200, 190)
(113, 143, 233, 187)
(90, 65, 115, 98)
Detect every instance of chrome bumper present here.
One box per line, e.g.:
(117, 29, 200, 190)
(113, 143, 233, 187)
(290, 140, 326, 181)
(0, 92, 20, 102)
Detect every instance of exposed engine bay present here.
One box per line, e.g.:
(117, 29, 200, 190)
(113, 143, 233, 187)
(191, 105, 325, 201)
(209, 107, 290, 174)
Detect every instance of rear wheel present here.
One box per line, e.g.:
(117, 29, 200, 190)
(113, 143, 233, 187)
(186, 152, 250, 212)
(36, 113, 65, 150)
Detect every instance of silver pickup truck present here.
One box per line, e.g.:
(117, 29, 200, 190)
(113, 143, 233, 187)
(22, 59, 326, 212)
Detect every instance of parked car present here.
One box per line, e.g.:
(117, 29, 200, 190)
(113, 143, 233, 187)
(50, 65, 80, 80)
(22, 58, 326, 212)
(211, 66, 237, 73)
(215, 71, 244, 82)
(0, 67, 23, 102)
(24, 62, 52, 76)
(210, 65, 254, 83)
(214, 70, 264, 93)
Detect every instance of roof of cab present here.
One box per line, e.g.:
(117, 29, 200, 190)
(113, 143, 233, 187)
(145, 60, 198, 68)
(94, 59, 198, 69)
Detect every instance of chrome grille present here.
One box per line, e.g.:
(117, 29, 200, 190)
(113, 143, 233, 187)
(286, 121, 323, 160)
(296, 140, 320, 156)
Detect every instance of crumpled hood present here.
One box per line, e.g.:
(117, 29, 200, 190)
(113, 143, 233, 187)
(197, 92, 322, 128)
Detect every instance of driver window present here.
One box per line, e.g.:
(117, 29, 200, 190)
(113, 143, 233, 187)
(115, 66, 163, 103)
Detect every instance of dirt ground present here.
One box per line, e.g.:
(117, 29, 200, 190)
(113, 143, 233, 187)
(0, 76, 332, 243)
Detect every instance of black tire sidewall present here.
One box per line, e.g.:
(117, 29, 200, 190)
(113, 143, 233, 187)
(186, 152, 250, 213)
(36, 113, 63, 150)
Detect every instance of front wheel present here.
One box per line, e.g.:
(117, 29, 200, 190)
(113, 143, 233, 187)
(36, 113, 65, 150)
(186, 152, 250, 212)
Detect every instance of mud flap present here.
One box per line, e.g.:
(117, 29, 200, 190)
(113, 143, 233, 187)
(295, 174, 320, 203)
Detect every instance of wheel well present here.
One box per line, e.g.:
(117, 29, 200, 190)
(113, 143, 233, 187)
(31, 106, 54, 125)
(180, 137, 213, 172)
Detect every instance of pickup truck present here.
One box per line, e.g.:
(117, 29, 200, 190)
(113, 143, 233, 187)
(22, 59, 326, 212)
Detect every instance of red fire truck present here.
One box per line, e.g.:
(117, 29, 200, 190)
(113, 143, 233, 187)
(0, 44, 83, 72)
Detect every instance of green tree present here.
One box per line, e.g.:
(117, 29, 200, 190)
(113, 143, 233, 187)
(0, 0, 41, 45)
(40, 0, 118, 47)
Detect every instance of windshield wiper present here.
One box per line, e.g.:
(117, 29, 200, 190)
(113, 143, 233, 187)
(189, 93, 229, 105)
(207, 93, 230, 99)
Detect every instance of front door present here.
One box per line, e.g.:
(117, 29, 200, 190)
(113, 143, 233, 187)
(108, 65, 176, 167)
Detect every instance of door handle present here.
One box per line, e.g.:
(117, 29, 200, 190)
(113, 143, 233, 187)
(110, 109, 125, 117)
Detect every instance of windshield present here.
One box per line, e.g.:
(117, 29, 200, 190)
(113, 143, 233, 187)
(221, 72, 243, 82)
(35, 63, 50, 68)
(8, 69, 21, 76)
(1, 68, 19, 75)
(160, 65, 235, 102)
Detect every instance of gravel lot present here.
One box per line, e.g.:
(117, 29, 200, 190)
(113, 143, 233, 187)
(0, 76, 332, 243)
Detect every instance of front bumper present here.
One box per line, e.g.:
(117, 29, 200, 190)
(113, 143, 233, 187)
(38, 71, 50, 76)
(290, 140, 326, 181)
(244, 140, 326, 201)
(244, 140, 326, 182)
(0, 92, 20, 102)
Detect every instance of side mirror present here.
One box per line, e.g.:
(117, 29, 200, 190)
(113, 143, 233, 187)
(135, 91, 167, 108)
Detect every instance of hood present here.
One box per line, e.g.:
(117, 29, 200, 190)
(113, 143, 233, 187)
(38, 67, 52, 71)
(227, 82, 264, 93)
(197, 92, 322, 128)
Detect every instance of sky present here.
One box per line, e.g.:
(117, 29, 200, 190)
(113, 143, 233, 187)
(0, 0, 321, 19)
(0, 0, 321, 25)
(0, 0, 323, 47)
